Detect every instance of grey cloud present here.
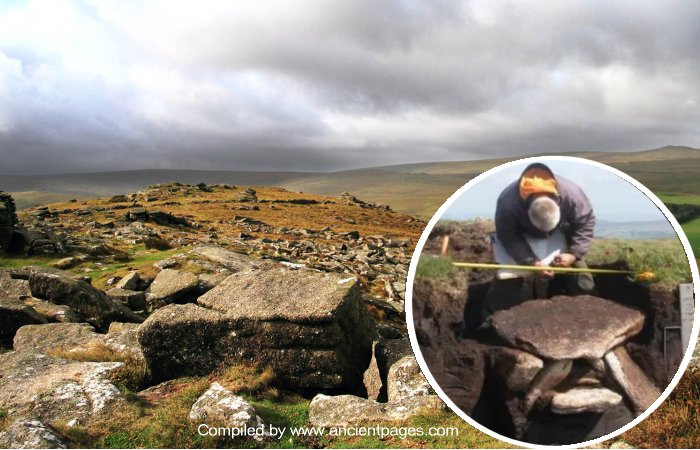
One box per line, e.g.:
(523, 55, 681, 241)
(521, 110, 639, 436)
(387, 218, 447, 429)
(0, 0, 699, 175)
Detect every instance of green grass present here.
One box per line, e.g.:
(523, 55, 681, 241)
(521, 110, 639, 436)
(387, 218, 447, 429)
(0, 245, 181, 286)
(679, 217, 700, 256)
(0, 254, 56, 270)
(658, 192, 700, 206)
(416, 256, 455, 279)
(587, 238, 692, 287)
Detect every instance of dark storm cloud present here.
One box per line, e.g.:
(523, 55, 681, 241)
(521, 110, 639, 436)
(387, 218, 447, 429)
(0, 0, 699, 174)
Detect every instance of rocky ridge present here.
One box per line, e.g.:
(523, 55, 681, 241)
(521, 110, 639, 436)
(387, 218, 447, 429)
(0, 187, 435, 447)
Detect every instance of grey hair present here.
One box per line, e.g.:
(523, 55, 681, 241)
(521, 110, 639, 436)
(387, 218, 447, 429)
(528, 196, 560, 232)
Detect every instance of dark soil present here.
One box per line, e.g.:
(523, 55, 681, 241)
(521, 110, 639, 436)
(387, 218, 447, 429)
(423, 220, 495, 284)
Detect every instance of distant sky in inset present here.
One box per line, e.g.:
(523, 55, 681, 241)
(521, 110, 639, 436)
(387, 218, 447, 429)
(0, 1, 699, 174)
(441, 159, 672, 223)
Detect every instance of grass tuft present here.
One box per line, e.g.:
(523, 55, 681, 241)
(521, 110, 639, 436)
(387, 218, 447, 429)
(48, 342, 149, 390)
(623, 370, 700, 448)
(416, 255, 455, 279)
(586, 238, 691, 287)
(215, 364, 277, 399)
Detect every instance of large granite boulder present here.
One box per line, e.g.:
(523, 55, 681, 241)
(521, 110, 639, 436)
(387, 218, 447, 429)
(604, 346, 661, 414)
(0, 192, 18, 255)
(26, 269, 144, 330)
(0, 271, 77, 329)
(138, 266, 374, 391)
(309, 356, 445, 427)
(13, 323, 99, 354)
(107, 288, 147, 310)
(13, 322, 145, 366)
(0, 298, 46, 342)
(146, 269, 198, 306)
(387, 356, 433, 402)
(188, 382, 264, 430)
(0, 351, 125, 424)
(309, 393, 445, 427)
(489, 295, 645, 360)
(550, 387, 622, 414)
(21, 297, 80, 323)
(190, 245, 259, 272)
(114, 271, 141, 291)
(0, 419, 68, 449)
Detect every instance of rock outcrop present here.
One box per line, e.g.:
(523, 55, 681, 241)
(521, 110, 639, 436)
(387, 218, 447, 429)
(451, 295, 659, 444)
(489, 295, 645, 359)
(309, 355, 444, 427)
(26, 269, 144, 330)
(0, 297, 46, 342)
(190, 245, 259, 272)
(145, 269, 198, 307)
(188, 382, 264, 431)
(138, 266, 374, 391)
(0, 191, 18, 255)
(0, 420, 68, 449)
(0, 351, 125, 426)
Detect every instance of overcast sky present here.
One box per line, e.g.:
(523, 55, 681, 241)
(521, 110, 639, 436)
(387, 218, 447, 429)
(1, 1, 699, 174)
(441, 159, 675, 222)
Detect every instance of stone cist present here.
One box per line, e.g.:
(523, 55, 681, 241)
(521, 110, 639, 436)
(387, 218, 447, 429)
(480, 162, 596, 321)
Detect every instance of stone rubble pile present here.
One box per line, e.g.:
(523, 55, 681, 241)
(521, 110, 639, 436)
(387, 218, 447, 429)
(483, 295, 661, 442)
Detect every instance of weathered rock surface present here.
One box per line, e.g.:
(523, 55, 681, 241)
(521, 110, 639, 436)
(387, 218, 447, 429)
(13, 323, 99, 354)
(387, 356, 433, 402)
(190, 245, 259, 272)
(604, 346, 661, 414)
(363, 342, 382, 401)
(139, 266, 374, 391)
(550, 387, 622, 414)
(22, 297, 80, 323)
(0, 351, 124, 424)
(115, 271, 141, 291)
(490, 296, 645, 360)
(523, 359, 573, 413)
(146, 269, 198, 305)
(13, 322, 144, 365)
(0, 273, 32, 298)
(308, 394, 387, 427)
(107, 288, 147, 310)
(0, 298, 46, 341)
(309, 355, 444, 427)
(491, 347, 544, 392)
(27, 269, 144, 330)
(188, 382, 264, 430)
(0, 419, 68, 449)
(0, 192, 18, 255)
(308, 393, 444, 427)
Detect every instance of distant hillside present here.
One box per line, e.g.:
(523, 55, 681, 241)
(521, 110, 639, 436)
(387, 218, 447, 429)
(2, 145, 700, 218)
(595, 219, 677, 239)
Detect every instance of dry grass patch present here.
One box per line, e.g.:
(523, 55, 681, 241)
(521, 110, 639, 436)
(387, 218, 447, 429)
(215, 364, 278, 400)
(48, 342, 149, 390)
(623, 370, 700, 448)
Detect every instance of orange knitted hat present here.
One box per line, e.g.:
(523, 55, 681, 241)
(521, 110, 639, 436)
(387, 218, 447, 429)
(519, 167, 558, 200)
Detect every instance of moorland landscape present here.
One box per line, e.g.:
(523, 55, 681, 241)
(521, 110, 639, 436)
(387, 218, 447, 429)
(0, 147, 699, 448)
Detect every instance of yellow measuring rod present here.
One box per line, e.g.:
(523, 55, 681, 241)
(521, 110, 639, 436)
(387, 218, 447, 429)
(452, 261, 652, 278)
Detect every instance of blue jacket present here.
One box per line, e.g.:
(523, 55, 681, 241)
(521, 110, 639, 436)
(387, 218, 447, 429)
(495, 163, 596, 265)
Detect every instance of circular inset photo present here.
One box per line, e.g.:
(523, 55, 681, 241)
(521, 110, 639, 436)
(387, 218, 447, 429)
(406, 156, 698, 447)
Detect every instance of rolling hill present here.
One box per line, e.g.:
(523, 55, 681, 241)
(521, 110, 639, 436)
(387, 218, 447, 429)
(2, 145, 700, 218)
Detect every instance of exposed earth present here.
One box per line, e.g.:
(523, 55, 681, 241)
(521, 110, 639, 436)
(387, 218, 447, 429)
(413, 221, 688, 445)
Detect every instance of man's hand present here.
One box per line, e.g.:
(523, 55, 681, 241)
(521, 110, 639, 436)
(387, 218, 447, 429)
(553, 253, 577, 267)
(534, 260, 554, 278)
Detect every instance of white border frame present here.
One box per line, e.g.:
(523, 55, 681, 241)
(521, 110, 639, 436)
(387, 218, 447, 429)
(405, 155, 700, 449)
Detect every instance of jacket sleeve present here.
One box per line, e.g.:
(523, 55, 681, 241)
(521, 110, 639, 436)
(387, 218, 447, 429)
(495, 198, 538, 265)
(566, 189, 596, 259)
